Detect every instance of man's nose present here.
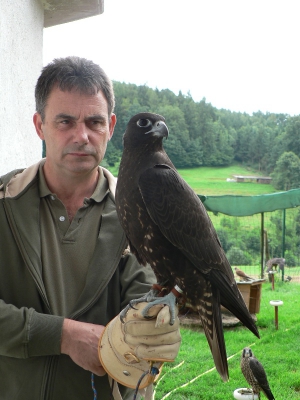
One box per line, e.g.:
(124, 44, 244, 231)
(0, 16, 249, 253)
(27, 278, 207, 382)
(73, 123, 89, 144)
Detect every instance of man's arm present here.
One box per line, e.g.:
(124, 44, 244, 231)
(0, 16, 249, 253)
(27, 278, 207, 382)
(0, 298, 105, 375)
(0, 299, 63, 358)
(59, 254, 155, 376)
(61, 318, 106, 376)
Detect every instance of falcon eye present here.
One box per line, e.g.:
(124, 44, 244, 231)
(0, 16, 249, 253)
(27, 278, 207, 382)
(137, 118, 151, 128)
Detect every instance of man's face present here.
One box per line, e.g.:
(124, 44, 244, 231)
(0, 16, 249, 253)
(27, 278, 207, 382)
(34, 86, 116, 177)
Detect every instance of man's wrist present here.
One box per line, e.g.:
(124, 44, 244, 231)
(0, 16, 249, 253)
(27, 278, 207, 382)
(61, 318, 73, 355)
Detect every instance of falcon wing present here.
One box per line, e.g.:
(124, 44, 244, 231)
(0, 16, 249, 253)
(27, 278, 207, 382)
(249, 358, 274, 399)
(138, 164, 230, 276)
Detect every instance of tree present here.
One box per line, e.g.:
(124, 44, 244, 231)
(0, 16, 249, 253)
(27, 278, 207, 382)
(271, 151, 300, 190)
(157, 104, 192, 168)
(285, 116, 300, 158)
(211, 121, 234, 166)
(226, 246, 252, 266)
(103, 141, 120, 167)
(110, 79, 298, 173)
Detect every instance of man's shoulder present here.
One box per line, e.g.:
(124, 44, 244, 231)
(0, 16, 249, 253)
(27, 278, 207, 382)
(0, 160, 43, 198)
(101, 167, 117, 198)
(0, 169, 25, 187)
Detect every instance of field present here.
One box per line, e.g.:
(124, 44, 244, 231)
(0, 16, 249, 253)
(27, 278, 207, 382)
(154, 281, 300, 399)
(177, 165, 276, 196)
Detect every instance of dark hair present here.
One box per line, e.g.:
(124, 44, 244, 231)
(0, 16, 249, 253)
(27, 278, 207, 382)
(35, 56, 115, 120)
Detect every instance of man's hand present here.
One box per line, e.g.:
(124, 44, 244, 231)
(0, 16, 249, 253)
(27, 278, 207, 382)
(61, 318, 106, 376)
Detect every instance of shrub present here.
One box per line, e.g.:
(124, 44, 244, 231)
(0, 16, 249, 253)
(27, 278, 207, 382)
(226, 246, 252, 265)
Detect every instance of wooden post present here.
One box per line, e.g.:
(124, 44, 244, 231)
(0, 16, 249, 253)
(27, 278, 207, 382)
(260, 213, 264, 279)
(270, 300, 283, 330)
(269, 271, 276, 290)
(274, 306, 279, 330)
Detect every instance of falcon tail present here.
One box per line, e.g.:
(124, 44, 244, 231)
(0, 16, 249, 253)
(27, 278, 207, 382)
(211, 270, 260, 338)
(197, 282, 229, 381)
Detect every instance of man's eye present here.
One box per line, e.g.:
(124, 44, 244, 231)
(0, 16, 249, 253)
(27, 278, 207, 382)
(88, 120, 103, 129)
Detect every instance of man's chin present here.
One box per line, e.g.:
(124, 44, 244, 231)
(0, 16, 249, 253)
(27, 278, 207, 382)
(64, 160, 99, 175)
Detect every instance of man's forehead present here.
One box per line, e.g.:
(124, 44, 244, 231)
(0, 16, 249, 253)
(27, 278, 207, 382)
(54, 112, 106, 121)
(45, 87, 109, 115)
(51, 83, 98, 97)
(48, 86, 104, 101)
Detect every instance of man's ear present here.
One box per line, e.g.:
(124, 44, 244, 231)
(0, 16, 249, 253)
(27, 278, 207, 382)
(108, 113, 117, 141)
(33, 112, 45, 140)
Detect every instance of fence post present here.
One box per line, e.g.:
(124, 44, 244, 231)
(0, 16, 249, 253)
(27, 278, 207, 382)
(281, 209, 286, 282)
(260, 212, 264, 279)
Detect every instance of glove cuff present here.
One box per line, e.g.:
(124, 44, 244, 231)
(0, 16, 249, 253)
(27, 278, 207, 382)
(98, 315, 162, 389)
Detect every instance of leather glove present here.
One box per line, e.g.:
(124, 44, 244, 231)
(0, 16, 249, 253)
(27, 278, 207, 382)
(98, 302, 181, 389)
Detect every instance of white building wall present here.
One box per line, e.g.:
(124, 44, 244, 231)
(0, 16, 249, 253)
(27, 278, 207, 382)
(0, 0, 44, 176)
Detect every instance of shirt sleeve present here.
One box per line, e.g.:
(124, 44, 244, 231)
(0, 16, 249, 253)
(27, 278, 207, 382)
(0, 299, 64, 358)
(119, 252, 156, 310)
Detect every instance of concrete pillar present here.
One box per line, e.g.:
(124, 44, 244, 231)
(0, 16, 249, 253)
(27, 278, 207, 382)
(0, 0, 44, 175)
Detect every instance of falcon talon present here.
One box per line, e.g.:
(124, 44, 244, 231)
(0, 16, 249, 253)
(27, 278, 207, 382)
(119, 306, 130, 323)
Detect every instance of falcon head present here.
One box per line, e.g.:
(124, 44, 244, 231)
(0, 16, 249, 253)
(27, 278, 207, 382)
(123, 112, 169, 148)
(242, 347, 253, 358)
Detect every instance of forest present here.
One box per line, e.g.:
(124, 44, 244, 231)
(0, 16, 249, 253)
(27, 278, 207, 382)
(104, 81, 300, 191)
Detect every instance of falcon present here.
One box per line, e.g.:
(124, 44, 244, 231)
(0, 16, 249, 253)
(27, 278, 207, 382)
(266, 257, 285, 273)
(241, 347, 275, 399)
(265, 258, 285, 282)
(115, 112, 259, 381)
(234, 267, 252, 281)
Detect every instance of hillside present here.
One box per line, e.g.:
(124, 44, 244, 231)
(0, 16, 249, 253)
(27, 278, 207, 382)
(178, 165, 276, 196)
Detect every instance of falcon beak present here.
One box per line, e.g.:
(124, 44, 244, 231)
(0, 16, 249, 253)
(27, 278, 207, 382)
(244, 349, 250, 357)
(146, 121, 169, 139)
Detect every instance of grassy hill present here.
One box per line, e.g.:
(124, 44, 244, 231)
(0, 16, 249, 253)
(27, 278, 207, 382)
(177, 165, 276, 196)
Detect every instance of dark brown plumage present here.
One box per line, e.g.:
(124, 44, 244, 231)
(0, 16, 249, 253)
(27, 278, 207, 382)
(115, 112, 259, 381)
(241, 347, 275, 399)
(234, 267, 252, 281)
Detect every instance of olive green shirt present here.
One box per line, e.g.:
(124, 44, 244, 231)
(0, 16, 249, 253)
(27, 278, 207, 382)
(39, 165, 109, 316)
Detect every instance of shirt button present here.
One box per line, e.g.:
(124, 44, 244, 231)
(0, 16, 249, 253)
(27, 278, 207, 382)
(50, 195, 55, 200)
(59, 216, 65, 222)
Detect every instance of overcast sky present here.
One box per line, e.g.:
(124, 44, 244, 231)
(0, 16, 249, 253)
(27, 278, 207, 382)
(43, 0, 300, 116)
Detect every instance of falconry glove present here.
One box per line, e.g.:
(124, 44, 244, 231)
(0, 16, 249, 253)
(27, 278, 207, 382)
(98, 302, 181, 390)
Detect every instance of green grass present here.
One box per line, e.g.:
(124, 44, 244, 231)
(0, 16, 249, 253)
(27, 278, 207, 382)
(154, 282, 300, 399)
(177, 165, 276, 196)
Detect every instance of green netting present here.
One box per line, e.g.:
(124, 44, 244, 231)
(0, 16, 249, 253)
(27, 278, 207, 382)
(199, 188, 300, 216)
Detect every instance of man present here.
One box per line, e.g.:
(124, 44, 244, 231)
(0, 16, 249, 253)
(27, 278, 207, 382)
(0, 57, 180, 399)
